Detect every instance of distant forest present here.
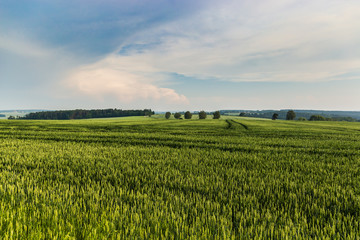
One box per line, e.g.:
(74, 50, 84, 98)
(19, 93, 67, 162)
(20, 109, 154, 120)
(221, 110, 360, 122)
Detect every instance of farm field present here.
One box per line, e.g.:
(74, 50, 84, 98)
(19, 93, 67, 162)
(0, 117, 359, 239)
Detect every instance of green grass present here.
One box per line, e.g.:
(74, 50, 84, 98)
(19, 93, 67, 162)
(0, 117, 359, 239)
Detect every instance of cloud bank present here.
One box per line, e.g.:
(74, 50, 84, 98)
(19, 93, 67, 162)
(64, 55, 188, 105)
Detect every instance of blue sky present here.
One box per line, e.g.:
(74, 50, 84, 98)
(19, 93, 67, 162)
(1, 0, 360, 111)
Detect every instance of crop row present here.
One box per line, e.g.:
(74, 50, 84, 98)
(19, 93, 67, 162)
(0, 118, 359, 238)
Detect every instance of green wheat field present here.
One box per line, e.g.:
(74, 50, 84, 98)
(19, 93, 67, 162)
(0, 116, 359, 239)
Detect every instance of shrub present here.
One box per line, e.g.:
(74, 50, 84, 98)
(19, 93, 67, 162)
(184, 111, 192, 119)
(174, 113, 181, 119)
(309, 115, 326, 121)
(165, 112, 171, 119)
(272, 113, 278, 120)
(213, 111, 220, 119)
(286, 110, 296, 120)
(199, 111, 207, 119)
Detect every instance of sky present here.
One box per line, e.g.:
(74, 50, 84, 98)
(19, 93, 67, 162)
(1, 0, 360, 111)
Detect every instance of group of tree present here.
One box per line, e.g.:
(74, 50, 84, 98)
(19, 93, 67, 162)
(271, 111, 355, 121)
(309, 115, 327, 121)
(271, 110, 296, 120)
(307, 115, 359, 121)
(246, 110, 352, 122)
(277, 111, 326, 121)
(165, 111, 220, 120)
(235, 109, 360, 122)
(20, 109, 154, 120)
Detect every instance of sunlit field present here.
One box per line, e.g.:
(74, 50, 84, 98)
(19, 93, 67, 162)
(0, 116, 359, 239)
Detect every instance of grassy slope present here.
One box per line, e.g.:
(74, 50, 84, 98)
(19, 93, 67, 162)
(0, 117, 359, 239)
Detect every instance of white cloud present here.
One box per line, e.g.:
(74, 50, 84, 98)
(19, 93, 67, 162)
(64, 55, 189, 105)
(110, 0, 360, 83)
(63, 0, 360, 109)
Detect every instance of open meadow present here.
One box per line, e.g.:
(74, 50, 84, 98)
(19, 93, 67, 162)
(0, 116, 359, 239)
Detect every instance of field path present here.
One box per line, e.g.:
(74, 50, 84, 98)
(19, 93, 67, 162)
(226, 119, 249, 130)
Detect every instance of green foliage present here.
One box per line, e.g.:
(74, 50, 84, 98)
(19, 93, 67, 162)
(199, 111, 207, 119)
(272, 113, 278, 120)
(213, 111, 221, 119)
(225, 110, 360, 122)
(286, 110, 296, 120)
(184, 111, 192, 119)
(298, 117, 307, 121)
(165, 112, 171, 119)
(7, 116, 15, 120)
(0, 118, 359, 238)
(331, 116, 357, 122)
(174, 112, 181, 119)
(21, 109, 153, 120)
(309, 115, 326, 121)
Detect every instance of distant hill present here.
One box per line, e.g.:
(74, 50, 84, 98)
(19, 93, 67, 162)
(221, 109, 360, 121)
(0, 110, 46, 118)
(0, 109, 45, 113)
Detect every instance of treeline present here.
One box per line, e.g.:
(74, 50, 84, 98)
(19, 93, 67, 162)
(272, 111, 359, 122)
(227, 110, 360, 122)
(20, 109, 154, 120)
(165, 111, 221, 119)
(307, 115, 358, 122)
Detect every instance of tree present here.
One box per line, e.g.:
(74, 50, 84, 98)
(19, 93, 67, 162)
(174, 112, 181, 119)
(309, 115, 326, 121)
(298, 117, 307, 121)
(213, 111, 220, 119)
(286, 110, 296, 120)
(239, 112, 246, 117)
(21, 109, 152, 120)
(184, 111, 192, 119)
(199, 111, 207, 119)
(8, 116, 15, 120)
(165, 112, 171, 119)
(272, 113, 278, 120)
